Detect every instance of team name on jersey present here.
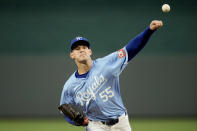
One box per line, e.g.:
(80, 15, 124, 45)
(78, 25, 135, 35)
(76, 74, 107, 106)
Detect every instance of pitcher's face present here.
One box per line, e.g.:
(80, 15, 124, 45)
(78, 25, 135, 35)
(70, 45, 92, 63)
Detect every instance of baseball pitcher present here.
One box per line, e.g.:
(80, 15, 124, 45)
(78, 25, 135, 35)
(58, 20, 163, 131)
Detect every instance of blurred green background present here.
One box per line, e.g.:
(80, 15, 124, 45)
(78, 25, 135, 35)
(0, 118, 197, 131)
(0, 0, 197, 130)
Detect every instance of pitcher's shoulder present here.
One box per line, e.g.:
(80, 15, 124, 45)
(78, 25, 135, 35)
(63, 72, 77, 90)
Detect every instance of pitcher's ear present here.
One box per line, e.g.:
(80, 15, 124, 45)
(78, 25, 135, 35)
(70, 52, 74, 59)
(89, 48, 92, 56)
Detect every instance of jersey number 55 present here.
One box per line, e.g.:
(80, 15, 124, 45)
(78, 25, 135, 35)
(99, 86, 114, 102)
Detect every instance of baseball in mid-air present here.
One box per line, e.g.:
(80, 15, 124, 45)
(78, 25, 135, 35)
(162, 4, 170, 13)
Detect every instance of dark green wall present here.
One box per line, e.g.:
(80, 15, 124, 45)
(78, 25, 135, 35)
(0, 0, 197, 54)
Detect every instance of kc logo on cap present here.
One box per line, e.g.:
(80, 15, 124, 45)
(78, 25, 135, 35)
(76, 37, 83, 41)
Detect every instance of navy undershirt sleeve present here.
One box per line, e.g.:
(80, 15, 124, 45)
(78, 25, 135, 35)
(126, 26, 155, 62)
(64, 115, 77, 125)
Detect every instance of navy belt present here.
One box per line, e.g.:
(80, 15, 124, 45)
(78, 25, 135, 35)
(89, 112, 127, 126)
(101, 118, 119, 126)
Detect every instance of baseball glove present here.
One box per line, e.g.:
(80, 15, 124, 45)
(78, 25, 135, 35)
(58, 104, 88, 126)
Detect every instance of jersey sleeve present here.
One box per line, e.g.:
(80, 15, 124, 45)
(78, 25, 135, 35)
(59, 83, 78, 125)
(60, 86, 74, 105)
(103, 47, 128, 76)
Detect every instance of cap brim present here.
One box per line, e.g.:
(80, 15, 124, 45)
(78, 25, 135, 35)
(71, 40, 90, 50)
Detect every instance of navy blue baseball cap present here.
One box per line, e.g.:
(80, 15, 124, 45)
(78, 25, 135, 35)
(70, 36, 90, 51)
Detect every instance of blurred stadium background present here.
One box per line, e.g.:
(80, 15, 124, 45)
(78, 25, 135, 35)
(0, 0, 197, 131)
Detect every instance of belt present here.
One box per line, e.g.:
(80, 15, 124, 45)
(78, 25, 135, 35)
(89, 112, 127, 126)
(101, 118, 119, 126)
(101, 112, 127, 126)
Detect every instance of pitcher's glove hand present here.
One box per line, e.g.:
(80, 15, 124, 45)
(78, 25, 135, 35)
(58, 104, 88, 126)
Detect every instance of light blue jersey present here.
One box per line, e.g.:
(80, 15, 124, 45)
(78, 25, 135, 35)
(60, 47, 128, 121)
